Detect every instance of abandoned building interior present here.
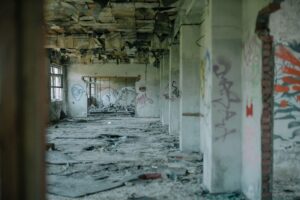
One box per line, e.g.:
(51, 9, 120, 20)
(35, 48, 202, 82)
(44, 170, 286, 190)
(1, 0, 300, 199)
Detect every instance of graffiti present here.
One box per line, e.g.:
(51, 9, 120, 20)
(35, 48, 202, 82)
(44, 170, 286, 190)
(276, 45, 300, 66)
(139, 86, 146, 92)
(168, 81, 180, 101)
(213, 57, 241, 141)
(201, 50, 212, 128)
(71, 84, 85, 101)
(289, 41, 300, 54)
(246, 99, 253, 118)
(274, 44, 300, 139)
(136, 92, 154, 107)
(163, 83, 169, 100)
(92, 87, 137, 112)
(200, 60, 205, 97)
(200, 50, 211, 98)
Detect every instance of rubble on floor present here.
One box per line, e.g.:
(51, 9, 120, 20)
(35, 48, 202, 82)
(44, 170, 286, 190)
(273, 178, 300, 200)
(46, 115, 245, 200)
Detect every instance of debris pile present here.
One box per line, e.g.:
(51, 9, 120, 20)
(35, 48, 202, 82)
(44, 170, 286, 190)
(47, 115, 246, 200)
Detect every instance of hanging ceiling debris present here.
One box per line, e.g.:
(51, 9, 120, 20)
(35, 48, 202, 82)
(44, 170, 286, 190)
(45, 0, 180, 64)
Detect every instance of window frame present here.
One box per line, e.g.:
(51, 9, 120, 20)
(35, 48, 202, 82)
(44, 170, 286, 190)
(50, 64, 64, 101)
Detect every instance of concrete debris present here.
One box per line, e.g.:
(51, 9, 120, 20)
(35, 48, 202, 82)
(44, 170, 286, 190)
(138, 173, 162, 180)
(273, 178, 300, 200)
(128, 197, 156, 200)
(47, 116, 246, 200)
(46, 143, 56, 151)
(48, 175, 134, 198)
(46, 151, 81, 165)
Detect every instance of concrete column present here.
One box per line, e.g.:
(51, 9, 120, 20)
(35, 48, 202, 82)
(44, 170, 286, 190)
(203, 0, 242, 193)
(159, 57, 164, 123)
(162, 52, 170, 126)
(179, 25, 201, 152)
(168, 44, 180, 135)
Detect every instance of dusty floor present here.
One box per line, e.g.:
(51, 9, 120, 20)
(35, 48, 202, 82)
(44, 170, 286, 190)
(46, 114, 300, 200)
(273, 178, 300, 200)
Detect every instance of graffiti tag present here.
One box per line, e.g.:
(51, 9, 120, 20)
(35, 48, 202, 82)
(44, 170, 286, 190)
(213, 57, 241, 141)
(71, 84, 85, 101)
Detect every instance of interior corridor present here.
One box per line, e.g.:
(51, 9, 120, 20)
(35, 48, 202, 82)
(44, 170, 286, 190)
(1, 0, 300, 200)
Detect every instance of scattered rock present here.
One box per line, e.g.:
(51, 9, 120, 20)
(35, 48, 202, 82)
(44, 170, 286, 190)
(138, 173, 162, 180)
(46, 143, 55, 151)
(128, 197, 156, 200)
(283, 189, 295, 193)
(76, 119, 87, 123)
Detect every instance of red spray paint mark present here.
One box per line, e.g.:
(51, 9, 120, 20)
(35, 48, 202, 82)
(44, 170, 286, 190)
(282, 66, 300, 77)
(276, 45, 300, 67)
(282, 77, 300, 85)
(297, 96, 300, 102)
(292, 85, 300, 91)
(274, 84, 290, 93)
(280, 100, 289, 108)
(246, 100, 253, 118)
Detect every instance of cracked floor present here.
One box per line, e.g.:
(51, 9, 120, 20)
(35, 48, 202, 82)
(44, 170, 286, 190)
(46, 115, 246, 200)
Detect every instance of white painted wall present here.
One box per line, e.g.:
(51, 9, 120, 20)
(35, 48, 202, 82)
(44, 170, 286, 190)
(270, 0, 300, 182)
(67, 63, 160, 118)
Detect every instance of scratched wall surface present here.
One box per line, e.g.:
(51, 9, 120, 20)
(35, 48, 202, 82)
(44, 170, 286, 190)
(67, 63, 159, 118)
(270, 0, 300, 181)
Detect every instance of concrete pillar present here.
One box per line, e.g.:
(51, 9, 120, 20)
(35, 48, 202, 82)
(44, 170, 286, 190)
(159, 57, 164, 123)
(179, 25, 201, 152)
(162, 52, 170, 126)
(168, 44, 180, 135)
(203, 0, 242, 193)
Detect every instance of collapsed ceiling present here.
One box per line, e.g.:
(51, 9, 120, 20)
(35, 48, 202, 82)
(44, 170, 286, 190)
(45, 0, 180, 65)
